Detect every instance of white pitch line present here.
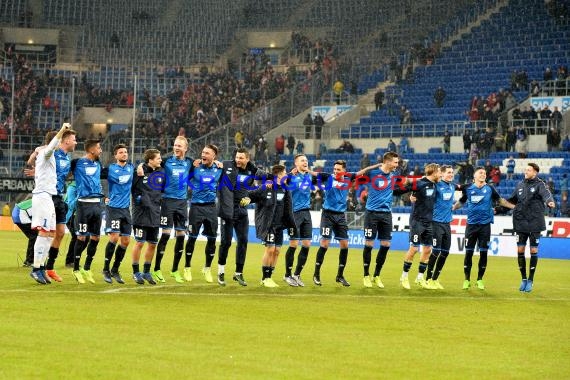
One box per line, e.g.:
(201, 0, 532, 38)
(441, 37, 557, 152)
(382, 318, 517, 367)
(1, 287, 569, 302)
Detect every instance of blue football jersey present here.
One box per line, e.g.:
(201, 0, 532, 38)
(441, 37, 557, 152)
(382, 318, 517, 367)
(432, 180, 457, 223)
(459, 183, 501, 225)
(162, 156, 193, 200)
(107, 162, 134, 208)
(189, 164, 223, 204)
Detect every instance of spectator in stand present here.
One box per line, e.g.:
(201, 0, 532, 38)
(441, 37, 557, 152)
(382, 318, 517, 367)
(313, 112, 325, 139)
(332, 79, 344, 105)
(468, 106, 480, 126)
(347, 188, 358, 211)
(539, 106, 552, 131)
(486, 93, 498, 112)
(255, 137, 268, 166)
(399, 135, 410, 154)
(494, 131, 505, 152)
(374, 89, 384, 110)
(506, 155, 516, 180)
(506, 127, 516, 152)
(515, 126, 528, 158)
(469, 142, 479, 165)
(544, 67, 553, 81)
(337, 140, 354, 154)
(274, 135, 285, 155)
(489, 166, 501, 186)
(521, 105, 538, 126)
(296, 140, 304, 154)
(546, 127, 561, 152)
(442, 131, 451, 153)
(434, 86, 446, 107)
(551, 106, 563, 129)
(480, 127, 495, 159)
(287, 134, 296, 155)
(235, 130, 244, 148)
(303, 113, 313, 138)
(530, 80, 541, 97)
(504, 91, 517, 110)
(387, 139, 397, 153)
(360, 153, 371, 169)
(463, 130, 472, 154)
(43, 95, 52, 110)
(400, 107, 412, 126)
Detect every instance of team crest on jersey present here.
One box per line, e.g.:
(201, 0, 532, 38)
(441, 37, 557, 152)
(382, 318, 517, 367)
(530, 187, 535, 193)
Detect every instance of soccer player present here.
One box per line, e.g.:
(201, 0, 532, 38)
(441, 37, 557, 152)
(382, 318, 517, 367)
(400, 163, 440, 289)
(26, 127, 77, 281)
(181, 144, 223, 283)
(131, 149, 164, 285)
(44, 128, 77, 281)
(12, 198, 37, 267)
(360, 151, 407, 288)
(29, 123, 71, 284)
(102, 144, 134, 284)
(284, 154, 315, 287)
(216, 147, 265, 286)
(153, 136, 193, 283)
(311, 160, 381, 287)
(240, 164, 296, 287)
(453, 167, 514, 290)
(71, 139, 104, 284)
(508, 163, 555, 292)
(425, 165, 460, 289)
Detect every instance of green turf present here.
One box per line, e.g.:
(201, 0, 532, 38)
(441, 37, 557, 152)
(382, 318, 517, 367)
(1, 231, 569, 379)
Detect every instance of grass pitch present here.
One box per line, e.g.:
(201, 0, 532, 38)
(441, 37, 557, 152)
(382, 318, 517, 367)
(0, 231, 569, 379)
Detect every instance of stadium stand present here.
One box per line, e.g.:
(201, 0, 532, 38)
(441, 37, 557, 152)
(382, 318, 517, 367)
(342, 0, 570, 139)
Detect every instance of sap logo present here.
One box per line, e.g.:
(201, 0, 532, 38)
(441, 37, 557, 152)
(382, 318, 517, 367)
(85, 167, 97, 176)
(118, 174, 131, 184)
(471, 195, 484, 203)
(442, 193, 453, 200)
(426, 189, 434, 197)
(530, 97, 553, 109)
(276, 193, 285, 201)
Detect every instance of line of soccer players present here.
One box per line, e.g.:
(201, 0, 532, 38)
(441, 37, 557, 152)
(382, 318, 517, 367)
(23, 128, 556, 292)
